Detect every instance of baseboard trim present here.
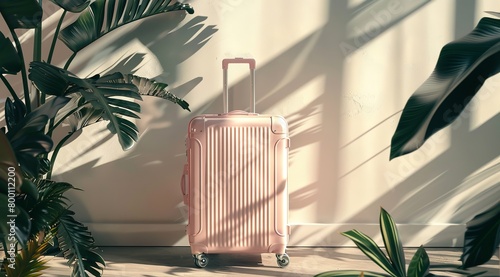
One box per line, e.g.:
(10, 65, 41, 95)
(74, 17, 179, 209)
(85, 223, 467, 247)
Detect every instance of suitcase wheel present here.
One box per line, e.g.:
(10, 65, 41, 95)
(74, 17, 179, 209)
(276, 253, 290, 268)
(193, 253, 209, 268)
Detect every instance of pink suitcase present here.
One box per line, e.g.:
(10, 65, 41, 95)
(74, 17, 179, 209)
(181, 58, 290, 268)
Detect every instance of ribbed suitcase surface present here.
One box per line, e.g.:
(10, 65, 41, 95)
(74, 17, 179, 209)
(181, 58, 290, 268)
(205, 125, 271, 248)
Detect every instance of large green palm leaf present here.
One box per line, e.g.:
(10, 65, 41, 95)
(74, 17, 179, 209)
(54, 72, 191, 150)
(29, 180, 75, 237)
(0, 0, 42, 29)
(460, 201, 500, 269)
(0, 32, 22, 75)
(0, 0, 44, 113)
(59, 0, 194, 53)
(57, 209, 105, 277)
(5, 96, 70, 177)
(76, 73, 142, 150)
(103, 73, 191, 111)
(390, 17, 500, 159)
(29, 61, 73, 97)
(30, 62, 142, 150)
(51, 0, 91, 13)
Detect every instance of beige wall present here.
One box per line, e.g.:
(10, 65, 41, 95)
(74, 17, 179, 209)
(2, 0, 499, 247)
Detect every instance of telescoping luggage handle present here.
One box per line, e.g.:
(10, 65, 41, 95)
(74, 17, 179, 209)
(222, 58, 256, 114)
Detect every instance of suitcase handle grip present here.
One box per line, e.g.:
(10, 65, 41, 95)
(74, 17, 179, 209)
(222, 58, 256, 69)
(222, 58, 256, 114)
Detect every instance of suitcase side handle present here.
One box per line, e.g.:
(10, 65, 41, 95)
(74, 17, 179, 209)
(181, 164, 189, 205)
(222, 58, 256, 114)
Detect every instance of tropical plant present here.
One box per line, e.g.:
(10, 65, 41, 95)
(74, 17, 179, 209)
(315, 208, 487, 277)
(315, 208, 431, 277)
(389, 14, 500, 268)
(0, 0, 194, 276)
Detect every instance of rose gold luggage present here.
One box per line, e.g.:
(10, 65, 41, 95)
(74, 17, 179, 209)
(181, 58, 290, 268)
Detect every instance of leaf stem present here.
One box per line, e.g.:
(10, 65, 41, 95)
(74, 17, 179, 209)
(64, 52, 77, 70)
(47, 10, 67, 64)
(10, 30, 31, 113)
(0, 75, 21, 102)
(34, 0, 43, 106)
(48, 107, 80, 135)
(47, 131, 74, 179)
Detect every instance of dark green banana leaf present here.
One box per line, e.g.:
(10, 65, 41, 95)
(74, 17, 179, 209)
(460, 201, 500, 269)
(10, 135, 52, 178)
(50, 0, 91, 13)
(390, 17, 500, 159)
(4, 98, 26, 136)
(29, 61, 73, 96)
(0, 32, 22, 74)
(0, 131, 23, 192)
(59, 0, 194, 53)
(6, 96, 70, 141)
(103, 73, 191, 111)
(75, 73, 142, 150)
(407, 246, 429, 277)
(379, 208, 406, 277)
(0, 131, 38, 200)
(57, 209, 105, 277)
(6, 96, 70, 177)
(0, 0, 42, 29)
(0, 133, 32, 247)
(30, 61, 142, 151)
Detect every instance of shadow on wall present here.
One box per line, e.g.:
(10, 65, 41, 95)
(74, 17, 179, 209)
(199, 0, 498, 247)
(56, 0, 348, 246)
(54, 14, 217, 230)
(315, 0, 500, 247)
(95, 14, 217, 81)
(53, 0, 498, 249)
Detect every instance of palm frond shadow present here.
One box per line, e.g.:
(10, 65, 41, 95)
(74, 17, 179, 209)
(95, 15, 217, 81)
(386, 114, 499, 224)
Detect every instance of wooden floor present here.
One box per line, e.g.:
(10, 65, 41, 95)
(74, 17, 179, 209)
(43, 247, 499, 277)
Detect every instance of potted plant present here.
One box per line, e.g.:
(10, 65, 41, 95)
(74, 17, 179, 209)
(0, 0, 194, 276)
